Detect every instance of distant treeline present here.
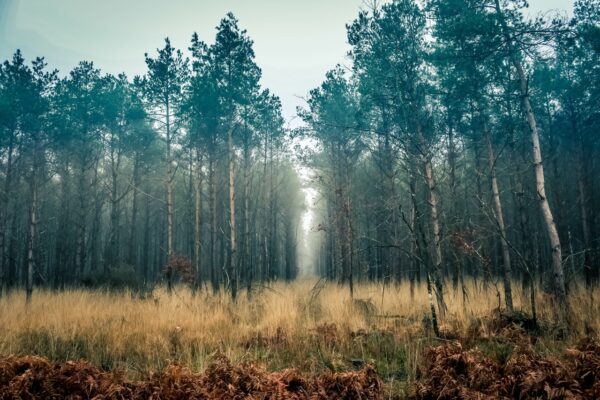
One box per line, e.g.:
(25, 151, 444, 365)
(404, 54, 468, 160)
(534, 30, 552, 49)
(0, 13, 303, 301)
(299, 0, 599, 323)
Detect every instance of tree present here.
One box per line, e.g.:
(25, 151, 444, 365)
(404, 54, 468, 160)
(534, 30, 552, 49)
(143, 38, 189, 294)
(348, 0, 448, 319)
(430, 0, 516, 311)
(101, 73, 145, 272)
(209, 13, 261, 299)
(0, 51, 55, 302)
(301, 67, 363, 297)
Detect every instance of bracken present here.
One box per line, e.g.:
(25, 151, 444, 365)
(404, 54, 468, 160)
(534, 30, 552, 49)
(415, 338, 600, 399)
(0, 354, 384, 400)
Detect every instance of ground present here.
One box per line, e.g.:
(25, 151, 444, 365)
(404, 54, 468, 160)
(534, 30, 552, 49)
(0, 280, 598, 398)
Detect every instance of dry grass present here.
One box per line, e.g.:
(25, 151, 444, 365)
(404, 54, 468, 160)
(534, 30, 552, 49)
(0, 279, 598, 396)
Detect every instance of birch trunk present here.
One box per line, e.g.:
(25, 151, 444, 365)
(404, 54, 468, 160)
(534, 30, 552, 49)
(494, 0, 567, 314)
(417, 123, 446, 320)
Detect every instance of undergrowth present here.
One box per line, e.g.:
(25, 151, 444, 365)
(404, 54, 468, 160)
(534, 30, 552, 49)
(0, 280, 598, 398)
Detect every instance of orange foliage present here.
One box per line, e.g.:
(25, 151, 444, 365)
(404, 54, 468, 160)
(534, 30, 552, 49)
(0, 354, 383, 399)
(415, 338, 600, 399)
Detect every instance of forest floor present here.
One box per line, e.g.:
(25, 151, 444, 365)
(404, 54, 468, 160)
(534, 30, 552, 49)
(0, 280, 598, 399)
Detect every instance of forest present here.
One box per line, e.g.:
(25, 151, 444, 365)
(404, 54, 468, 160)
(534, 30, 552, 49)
(0, 0, 599, 398)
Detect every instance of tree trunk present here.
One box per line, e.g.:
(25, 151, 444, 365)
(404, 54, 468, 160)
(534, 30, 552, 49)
(417, 123, 446, 320)
(228, 125, 237, 299)
(166, 104, 174, 294)
(343, 161, 354, 298)
(447, 113, 460, 291)
(209, 154, 219, 292)
(409, 159, 438, 335)
(107, 144, 120, 272)
(575, 122, 593, 287)
(260, 134, 269, 282)
(75, 164, 87, 277)
(244, 142, 252, 295)
(494, 0, 567, 317)
(25, 173, 38, 304)
(128, 157, 140, 271)
(26, 160, 38, 304)
(268, 137, 278, 279)
(0, 133, 15, 297)
(485, 127, 513, 312)
(142, 183, 151, 285)
(54, 161, 70, 289)
(194, 149, 202, 290)
(409, 172, 418, 298)
(89, 163, 102, 273)
(26, 187, 36, 303)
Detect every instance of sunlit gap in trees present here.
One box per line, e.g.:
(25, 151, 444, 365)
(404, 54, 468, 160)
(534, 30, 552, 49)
(297, 165, 320, 278)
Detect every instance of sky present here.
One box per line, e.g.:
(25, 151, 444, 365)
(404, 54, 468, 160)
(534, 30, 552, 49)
(0, 0, 572, 128)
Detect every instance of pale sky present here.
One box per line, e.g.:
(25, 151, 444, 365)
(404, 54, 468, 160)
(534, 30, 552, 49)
(0, 0, 572, 127)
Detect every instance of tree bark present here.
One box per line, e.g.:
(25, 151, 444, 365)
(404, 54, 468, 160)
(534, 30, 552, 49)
(574, 120, 593, 287)
(106, 139, 121, 272)
(417, 123, 446, 320)
(243, 140, 252, 294)
(0, 133, 15, 296)
(209, 153, 219, 293)
(485, 126, 513, 312)
(26, 161, 38, 304)
(194, 149, 202, 290)
(494, 0, 567, 315)
(228, 124, 237, 299)
(75, 163, 87, 277)
(165, 101, 174, 294)
(128, 157, 140, 270)
(26, 136, 44, 304)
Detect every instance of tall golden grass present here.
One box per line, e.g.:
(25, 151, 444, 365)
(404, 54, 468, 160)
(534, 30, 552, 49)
(0, 279, 598, 386)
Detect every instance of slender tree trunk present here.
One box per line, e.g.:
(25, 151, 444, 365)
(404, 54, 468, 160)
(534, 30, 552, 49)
(268, 137, 277, 279)
(128, 157, 140, 270)
(473, 133, 490, 284)
(228, 125, 237, 299)
(54, 161, 70, 289)
(26, 161, 38, 304)
(244, 142, 252, 295)
(485, 127, 513, 312)
(209, 153, 219, 292)
(494, 0, 567, 316)
(165, 104, 174, 294)
(26, 185, 37, 303)
(409, 172, 418, 298)
(142, 184, 151, 285)
(417, 123, 447, 320)
(7, 206, 18, 288)
(447, 114, 460, 291)
(409, 159, 439, 335)
(90, 163, 102, 273)
(0, 133, 15, 297)
(75, 163, 87, 277)
(194, 149, 202, 290)
(522, 69, 566, 312)
(574, 122, 593, 287)
(343, 161, 354, 298)
(260, 134, 269, 282)
(107, 144, 120, 271)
